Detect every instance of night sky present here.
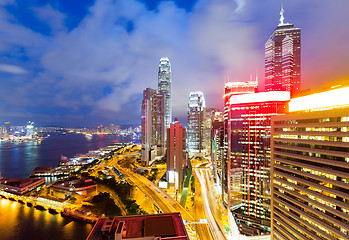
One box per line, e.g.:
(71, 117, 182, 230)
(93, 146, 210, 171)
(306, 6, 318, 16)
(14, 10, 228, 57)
(0, 0, 348, 127)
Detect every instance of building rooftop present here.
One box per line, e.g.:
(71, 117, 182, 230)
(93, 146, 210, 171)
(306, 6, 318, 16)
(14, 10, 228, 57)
(0, 178, 45, 195)
(0, 178, 43, 188)
(86, 212, 189, 240)
(52, 178, 96, 190)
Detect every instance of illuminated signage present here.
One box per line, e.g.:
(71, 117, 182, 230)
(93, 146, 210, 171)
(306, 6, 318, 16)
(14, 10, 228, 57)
(289, 86, 349, 112)
(230, 91, 290, 105)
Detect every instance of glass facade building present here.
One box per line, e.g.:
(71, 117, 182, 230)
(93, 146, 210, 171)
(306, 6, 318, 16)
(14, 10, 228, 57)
(158, 57, 172, 130)
(227, 91, 290, 225)
(187, 91, 205, 155)
(271, 86, 349, 240)
(223, 81, 258, 207)
(265, 10, 301, 96)
(141, 88, 165, 165)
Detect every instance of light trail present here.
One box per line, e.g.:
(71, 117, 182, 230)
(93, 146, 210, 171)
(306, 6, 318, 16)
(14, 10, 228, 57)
(195, 168, 226, 240)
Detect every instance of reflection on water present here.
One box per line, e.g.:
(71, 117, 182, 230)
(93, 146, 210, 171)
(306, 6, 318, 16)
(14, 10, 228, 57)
(0, 132, 132, 178)
(0, 198, 93, 240)
(0, 132, 133, 240)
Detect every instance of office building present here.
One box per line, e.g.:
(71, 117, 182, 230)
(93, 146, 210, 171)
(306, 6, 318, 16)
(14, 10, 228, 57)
(222, 81, 258, 206)
(265, 7, 301, 96)
(3, 122, 11, 137)
(187, 91, 205, 155)
(26, 121, 34, 138)
(203, 108, 220, 156)
(271, 86, 349, 240)
(226, 90, 290, 225)
(158, 57, 172, 130)
(211, 117, 224, 194)
(167, 120, 186, 191)
(141, 88, 165, 165)
(87, 212, 189, 240)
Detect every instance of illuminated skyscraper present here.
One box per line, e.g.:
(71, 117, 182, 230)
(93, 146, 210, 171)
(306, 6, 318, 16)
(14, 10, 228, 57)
(211, 113, 224, 194)
(226, 88, 290, 225)
(265, 7, 301, 95)
(141, 88, 165, 165)
(203, 108, 220, 156)
(26, 121, 34, 138)
(271, 86, 349, 239)
(223, 81, 258, 206)
(158, 57, 172, 130)
(4, 122, 11, 136)
(187, 92, 205, 155)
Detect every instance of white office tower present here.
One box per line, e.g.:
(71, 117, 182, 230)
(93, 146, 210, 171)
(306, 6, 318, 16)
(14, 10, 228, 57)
(187, 91, 206, 155)
(26, 121, 34, 139)
(158, 57, 172, 130)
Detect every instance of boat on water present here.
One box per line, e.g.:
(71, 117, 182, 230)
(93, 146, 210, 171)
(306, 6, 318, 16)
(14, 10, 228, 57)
(49, 208, 59, 214)
(34, 205, 46, 211)
(85, 134, 93, 140)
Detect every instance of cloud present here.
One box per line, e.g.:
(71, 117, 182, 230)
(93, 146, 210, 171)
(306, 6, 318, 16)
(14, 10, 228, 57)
(0, 0, 348, 126)
(0, 64, 28, 74)
(31, 5, 67, 33)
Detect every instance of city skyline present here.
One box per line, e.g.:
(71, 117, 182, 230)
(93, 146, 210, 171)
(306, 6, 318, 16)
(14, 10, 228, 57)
(0, 0, 348, 127)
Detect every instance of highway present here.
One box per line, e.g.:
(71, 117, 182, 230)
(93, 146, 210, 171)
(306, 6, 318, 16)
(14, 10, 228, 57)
(193, 165, 271, 240)
(195, 168, 227, 240)
(194, 171, 214, 240)
(116, 163, 194, 221)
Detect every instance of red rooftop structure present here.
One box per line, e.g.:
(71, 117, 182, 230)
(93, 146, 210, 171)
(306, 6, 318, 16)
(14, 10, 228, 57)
(86, 212, 189, 240)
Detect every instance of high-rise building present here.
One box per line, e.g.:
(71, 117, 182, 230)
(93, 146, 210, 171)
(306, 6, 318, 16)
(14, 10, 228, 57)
(211, 117, 224, 195)
(4, 122, 11, 137)
(26, 121, 34, 138)
(203, 108, 221, 156)
(187, 91, 205, 155)
(271, 86, 349, 240)
(167, 120, 186, 191)
(141, 88, 165, 165)
(223, 81, 258, 206)
(158, 57, 172, 130)
(226, 90, 290, 225)
(265, 7, 301, 96)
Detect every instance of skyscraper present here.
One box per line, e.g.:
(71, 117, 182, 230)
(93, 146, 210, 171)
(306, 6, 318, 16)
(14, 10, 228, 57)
(211, 114, 224, 195)
(271, 85, 349, 240)
(226, 87, 290, 225)
(158, 57, 172, 130)
(265, 7, 301, 96)
(166, 120, 186, 191)
(223, 81, 258, 206)
(26, 121, 34, 138)
(187, 91, 205, 155)
(141, 88, 165, 165)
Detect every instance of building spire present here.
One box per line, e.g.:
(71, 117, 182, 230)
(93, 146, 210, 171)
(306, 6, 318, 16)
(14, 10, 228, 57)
(279, 1, 285, 25)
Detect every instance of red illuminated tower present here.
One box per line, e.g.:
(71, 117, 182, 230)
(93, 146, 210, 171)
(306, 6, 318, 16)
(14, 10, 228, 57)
(265, 6, 301, 96)
(224, 83, 290, 225)
(223, 81, 258, 208)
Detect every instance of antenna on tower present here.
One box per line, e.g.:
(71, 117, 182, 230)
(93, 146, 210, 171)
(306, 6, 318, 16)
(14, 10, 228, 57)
(279, 0, 285, 25)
